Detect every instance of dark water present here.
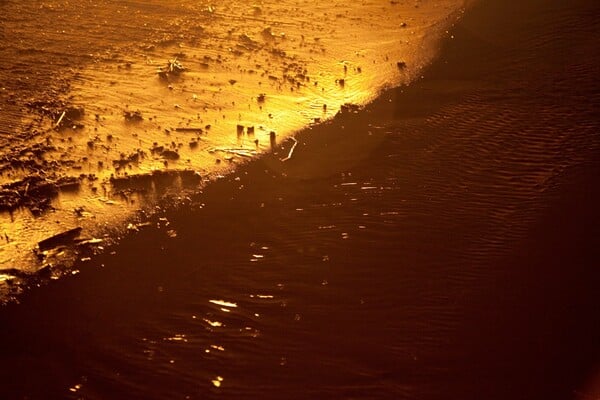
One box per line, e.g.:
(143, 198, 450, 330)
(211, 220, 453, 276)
(1, 0, 599, 399)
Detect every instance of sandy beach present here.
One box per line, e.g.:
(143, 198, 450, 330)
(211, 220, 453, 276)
(1, 0, 463, 291)
(1, 0, 599, 398)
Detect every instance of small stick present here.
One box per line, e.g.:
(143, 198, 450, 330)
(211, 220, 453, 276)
(209, 147, 256, 157)
(280, 137, 298, 162)
(175, 127, 204, 133)
(54, 111, 66, 128)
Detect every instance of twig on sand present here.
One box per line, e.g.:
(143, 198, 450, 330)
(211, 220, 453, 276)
(280, 137, 298, 162)
(54, 110, 66, 129)
(175, 127, 203, 133)
(208, 147, 257, 157)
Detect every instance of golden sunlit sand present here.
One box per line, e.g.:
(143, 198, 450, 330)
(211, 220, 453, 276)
(0, 0, 599, 399)
(0, 0, 465, 289)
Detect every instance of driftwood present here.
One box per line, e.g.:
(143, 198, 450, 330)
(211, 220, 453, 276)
(280, 137, 298, 162)
(209, 147, 257, 157)
(175, 127, 204, 133)
(38, 227, 82, 251)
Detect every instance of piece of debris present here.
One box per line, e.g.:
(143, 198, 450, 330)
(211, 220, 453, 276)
(262, 27, 275, 41)
(0, 175, 81, 215)
(38, 227, 83, 251)
(54, 111, 66, 129)
(280, 137, 298, 162)
(55, 176, 80, 191)
(209, 147, 257, 157)
(54, 106, 85, 130)
(175, 127, 204, 133)
(166, 229, 178, 238)
(238, 33, 260, 50)
(161, 150, 180, 160)
(112, 150, 145, 168)
(339, 103, 361, 114)
(77, 238, 104, 246)
(124, 110, 143, 122)
(158, 58, 185, 79)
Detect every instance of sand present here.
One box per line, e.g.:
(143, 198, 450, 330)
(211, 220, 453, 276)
(0, 0, 599, 398)
(0, 0, 465, 292)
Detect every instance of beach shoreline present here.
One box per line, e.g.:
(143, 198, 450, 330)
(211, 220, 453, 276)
(1, 0, 465, 291)
(0, 0, 599, 398)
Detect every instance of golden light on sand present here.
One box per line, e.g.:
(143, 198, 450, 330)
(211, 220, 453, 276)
(2, 0, 598, 399)
(0, 0, 462, 280)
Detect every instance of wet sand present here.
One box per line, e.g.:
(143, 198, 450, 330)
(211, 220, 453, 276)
(1, 0, 600, 399)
